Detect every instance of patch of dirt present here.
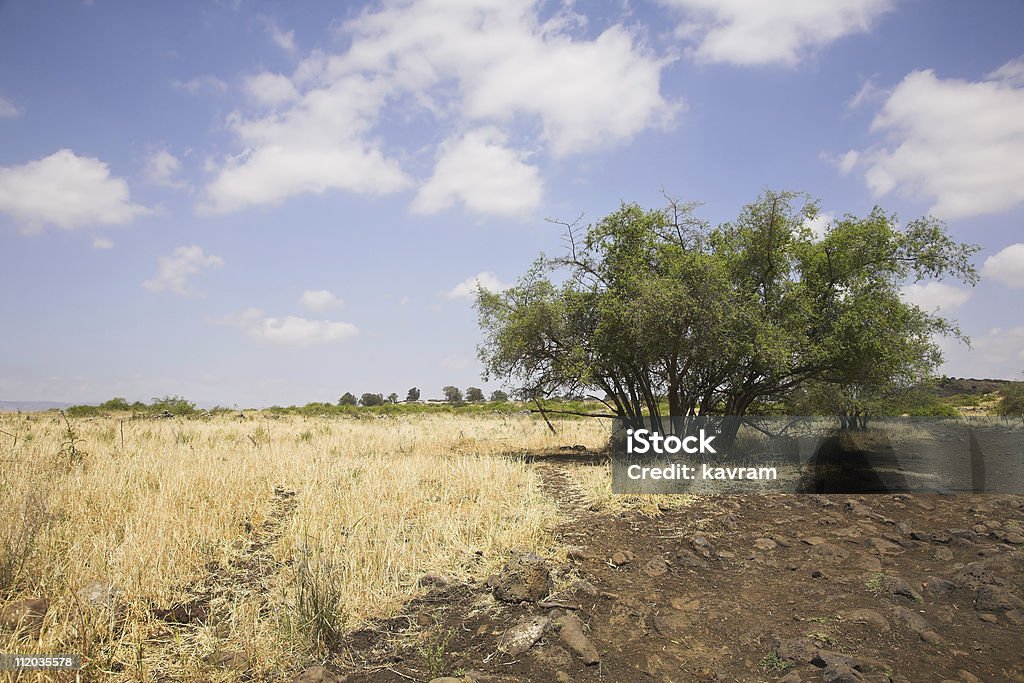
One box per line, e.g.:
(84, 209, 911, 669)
(334, 459, 1024, 683)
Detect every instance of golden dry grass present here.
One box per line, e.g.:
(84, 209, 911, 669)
(0, 411, 608, 681)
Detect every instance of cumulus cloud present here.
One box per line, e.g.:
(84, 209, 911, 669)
(299, 289, 344, 312)
(145, 149, 187, 189)
(92, 236, 114, 249)
(143, 245, 224, 295)
(0, 96, 21, 118)
(900, 281, 972, 312)
(662, 0, 893, 66)
(244, 72, 299, 107)
(447, 271, 512, 300)
(203, 0, 674, 213)
(413, 128, 543, 216)
(983, 243, 1024, 288)
(856, 61, 1024, 219)
(803, 211, 834, 240)
(0, 149, 149, 232)
(216, 307, 358, 347)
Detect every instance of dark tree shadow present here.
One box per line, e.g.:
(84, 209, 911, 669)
(797, 430, 909, 494)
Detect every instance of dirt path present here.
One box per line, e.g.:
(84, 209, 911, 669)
(341, 458, 1024, 683)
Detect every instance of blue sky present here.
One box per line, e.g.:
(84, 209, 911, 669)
(1, 0, 1023, 406)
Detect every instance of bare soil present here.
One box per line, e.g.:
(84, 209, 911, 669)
(325, 454, 1024, 683)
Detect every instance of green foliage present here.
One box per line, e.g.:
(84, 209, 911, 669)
(442, 385, 463, 402)
(387, 392, 399, 404)
(149, 395, 196, 416)
(359, 393, 385, 407)
(406, 387, 421, 402)
(338, 392, 357, 406)
(998, 384, 1024, 420)
(478, 192, 978, 436)
(490, 389, 509, 402)
(465, 387, 485, 402)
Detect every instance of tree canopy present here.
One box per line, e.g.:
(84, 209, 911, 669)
(477, 191, 978, 439)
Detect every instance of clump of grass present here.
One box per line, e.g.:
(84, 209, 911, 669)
(758, 651, 789, 673)
(417, 627, 455, 678)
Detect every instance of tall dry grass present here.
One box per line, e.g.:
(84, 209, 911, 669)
(0, 411, 607, 681)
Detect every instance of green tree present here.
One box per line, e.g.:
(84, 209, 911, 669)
(442, 386, 463, 403)
(338, 392, 357, 406)
(477, 192, 978, 441)
(360, 393, 385, 407)
(465, 387, 485, 402)
(997, 384, 1024, 424)
(489, 390, 509, 402)
(387, 392, 399, 404)
(406, 387, 421, 402)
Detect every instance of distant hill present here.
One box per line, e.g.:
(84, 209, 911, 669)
(0, 400, 72, 412)
(936, 377, 1021, 398)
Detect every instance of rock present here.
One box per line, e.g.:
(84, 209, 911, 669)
(958, 670, 983, 683)
(893, 607, 931, 634)
(555, 614, 599, 665)
(977, 613, 998, 623)
(573, 580, 599, 597)
(418, 572, 452, 587)
(209, 649, 248, 670)
(952, 562, 997, 590)
(642, 557, 669, 576)
(822, 663, 862, 683)
(801, 536, 827, 546)
(845, 499, 871, 515)
(610, 551, 634, 567)
(925, 577, 957, 596)
(933, 547, 954, 561)
(555, 672, 573, 683)
(497, 616, 550, 655)
(842, 608, 890, 632)
(881, 576, 923, 602)
(0, 597, 48, 639)
(809, 543, 849, 565)
(293, 666, 347, 683)
(532, 645, 573, 670)
(1004, 609, 1024, 625)
(975, 585, 1024, 612)
(1003, 532, 1024, 545)
(567, 547, 595, 562)
(931, 531, 953, 543)
(813, 650, 862, 671)
(674, 549, 710, 569)
(865, 537, 904, 555)
(754, 538, 778, 551)
(774, 637, 819, 664)
(428, 678, 464, 683)
(777, 672, 802, 683)
(491, 553, 552, 603)
(920, 630, 942, 645)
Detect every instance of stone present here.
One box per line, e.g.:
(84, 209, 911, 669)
(925, 577, 957, 595)
(610, 551, 634, 567)
(881, 576, 923, 602)
(293, 666, 347, 683)
(0, 597, 48, 640)
(893, 607, 931, 634)
(933, 547, 954, 561)
(842, 608, 890, 632)
(555, 614, 599, 665)
(642, 558, 669, 576)
(417, 572, 452, 587)
(975, 585, 1024, 612)
(801, 536, 827, 546)
(822, 663, 862, 683)
(555, 672, 573, 683)
(865, 537, 904, 555)
(920, 630, 943, 644)
(497, 616, 550, 655)
(774, 637, 819, 664)
(978, 613, 998, 623)
(573, 580, 599, 597)
(754, 538, 778, 551)
(491, 553, 552, 603)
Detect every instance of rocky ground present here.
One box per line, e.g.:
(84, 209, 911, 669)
(321, 456, 1024, 683)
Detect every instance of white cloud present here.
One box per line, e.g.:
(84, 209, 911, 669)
(988, 57, 1024, 87)
(216, 307, 358, 348)
(244, 72, 299, 107)
(0, 149, 149, 232)
(299, 289, 344, 312)
(172, 75, 229, 95)
(900, 281, 971, 312)
(940, 326, 1024, 379)
(837, 150, 860, 175)
(447, 271, 512, 300)
(983, 243, 1024, 288)
(803, 211, 834, 240)
(145, 149, 187, 189)
(662, 0, 893, 66)
(0, 96, 21, 118)
(857, 62, 1024, 219)
(143, 245, 224, 296)
(203, 0, 674, 213)
(92, 236, 114, 249)
(848, 78, 886, 108)
(267, 20, 296, 52)
(413, 128, 543, 217)
(201, 73, 411, 213)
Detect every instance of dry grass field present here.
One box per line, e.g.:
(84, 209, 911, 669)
(0, 411, 607, 681)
